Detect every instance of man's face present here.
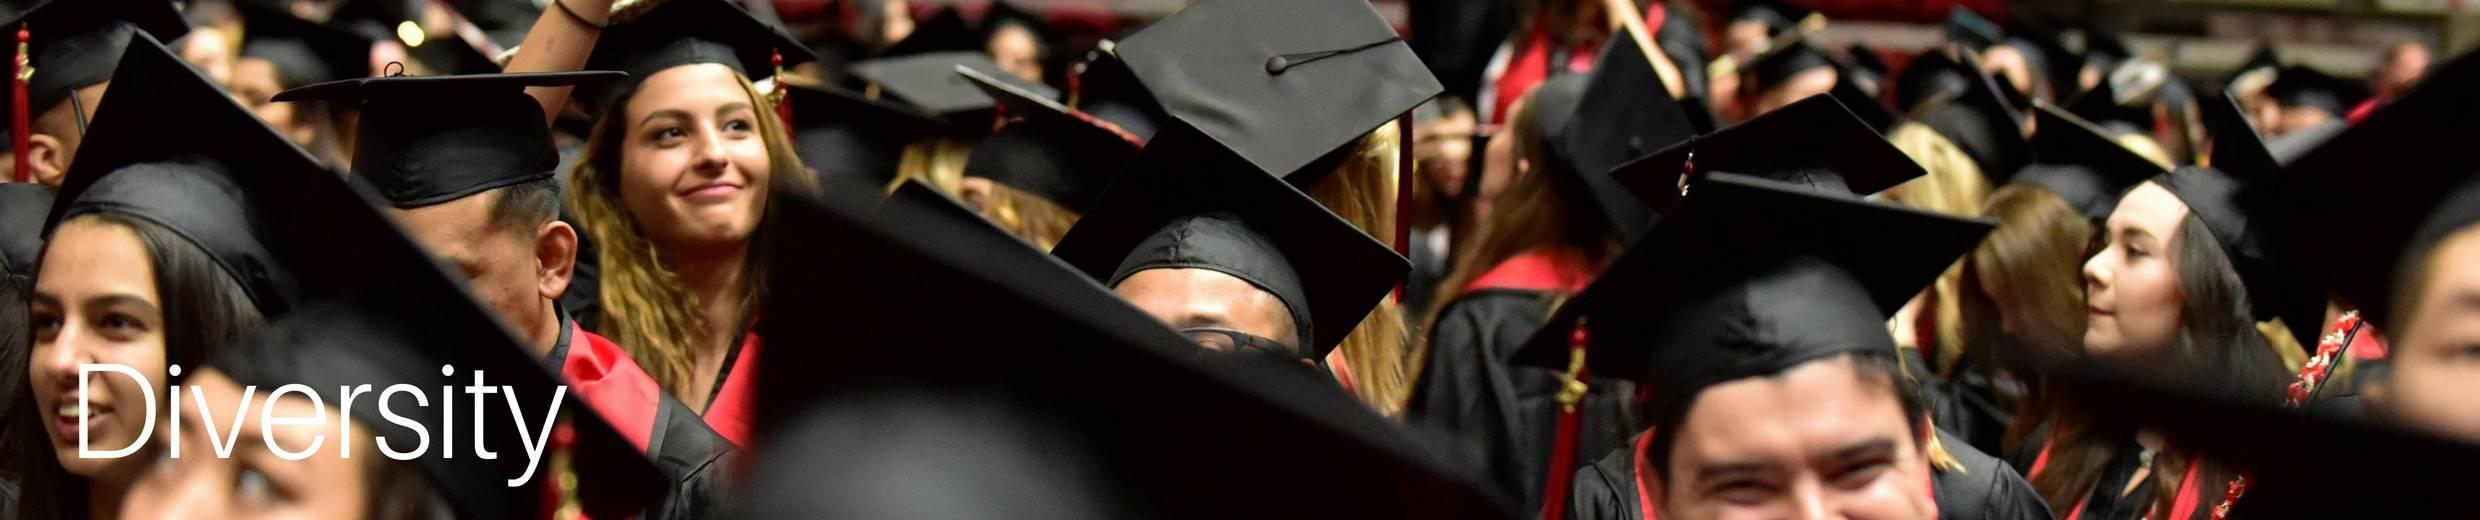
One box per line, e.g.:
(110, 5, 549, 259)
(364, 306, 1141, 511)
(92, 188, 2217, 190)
(1113, 267, 1298, 357)
(1660, 356, 1936, 520)
(388, 193, 554, 353)
(2379, 225, 2480, 443)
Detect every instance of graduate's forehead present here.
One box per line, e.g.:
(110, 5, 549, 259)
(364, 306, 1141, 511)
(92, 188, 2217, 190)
(1672, 356, 1911, 466)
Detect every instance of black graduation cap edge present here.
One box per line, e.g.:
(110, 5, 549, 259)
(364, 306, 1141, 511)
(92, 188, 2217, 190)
(2014, 103, 2164, 222)
(273, 71, 628, 208)
(751, 184, 1512, 518)
(578, 0, 818, 118)
(1609, 94, 1923, 211)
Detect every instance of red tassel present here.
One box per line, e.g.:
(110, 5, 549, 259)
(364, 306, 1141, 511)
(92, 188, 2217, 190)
(1541, 322, 1592, 520)
(12, 23, 29, 184)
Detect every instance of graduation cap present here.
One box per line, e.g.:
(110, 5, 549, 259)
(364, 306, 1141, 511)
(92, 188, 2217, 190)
(1114, 0, 1442, 180)
(446, 0, 543, 49)
(2206, 89, 2279, 177)
(1916, 47, 2032, 185)
(1894, 48, 1974, 113)
(1610, 94, 1923, 210)
(1743, 27, 1838, 95)
(980, 1, 1052, 52)
(43, 30, 311, 315)
(1547, 34, 1700, 242)
(2263, 64, 2367, 119)
(2241, 49, 2480, 331)
(271, 71, 627, 208)
(1068, 42, 1168, 141)
(783, 79, 944, 188)
(749, 175, 1510, 518)
(1508, 172, 1993, 418)
(405, 30, 507, 76)
(1048, 125, 1407, 358)
(238, 0, 375, 89)
(2041, 356, 2480, 517)
(579, 0, 817, 118)
(2154, 161, 2329, 346)
(960, 67, 1138, 213)
(2066, 60, 2167, 136)
(0, 0, 187, 132)
(2016, 104, 2164, 222)
(0, 183, 47, 283)
(1831, 46, 1899, 132)
(2080, 21, 2134, 76)
(1945, 6, 2004, 52)
(847, 51, 1059, 131)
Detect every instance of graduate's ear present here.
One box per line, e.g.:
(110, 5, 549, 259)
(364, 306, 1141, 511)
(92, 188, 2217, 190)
(25, 132, 69, 189)
(536, 219, 578, 302)
(955, 176, 997, 213)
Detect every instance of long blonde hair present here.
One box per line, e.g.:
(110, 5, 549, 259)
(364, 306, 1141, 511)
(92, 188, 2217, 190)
(566, 71, 818, 398)
(889, 137, 974, 194)
(1884, 122, 1993, 370)
(976, 181, 1081, 251)
(1306, 119, 1417, 418)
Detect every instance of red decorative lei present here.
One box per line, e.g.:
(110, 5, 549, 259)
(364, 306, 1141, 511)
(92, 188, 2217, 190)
(2197, 311, 2362, 519)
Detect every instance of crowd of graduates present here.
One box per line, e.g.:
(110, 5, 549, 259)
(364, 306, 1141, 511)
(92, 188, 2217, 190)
(0, 0, 2475, 518)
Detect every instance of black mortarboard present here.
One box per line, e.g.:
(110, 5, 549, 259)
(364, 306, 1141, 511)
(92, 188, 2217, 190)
(1049, 125, 1407, 357)
(237, 1, 373, 89)
(2065, 60, 2163, 136)
(2155, 162, 2328, 345)
(1, 0, 187, 123)
(1744, 30, 1839, 94)
(1508, 173, 1992, 419)
(1916, 47, 2032, 184)
(2241, 50, 2480, 330)
(1894, 48, 1974, 113)
(44, 32, 309, 315)
(2016, 104, 2164, 221)
(2206, 89, 2279, 177)
(406, 31, 506, 76)
(750, 181, 1510, 518)
(1611, 94, 1923, 210)
(1549, 34, 1700, 242)
(2081, 21, 2134, 75)
(271, 71, 627, 208)
(2263, 64, 2367, 119)
(579, 0, 816, 117)
(1832, 75, 1898, 133)
(1945, 6, 2003, 51)
(0, 183, 47, 283)
(2043, 358, 2480, 517)
(447, 0, 543, 49)
(1115, 0, 1442, 180)
(1069, 43, 1168, 142)
(847, 50, 1058, 131)
(960, 67, 1138, 212)
(784, 79, 944, 188)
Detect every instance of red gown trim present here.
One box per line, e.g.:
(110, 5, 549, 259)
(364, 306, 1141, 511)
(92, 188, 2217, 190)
(1463, 248, 1600, 295)
(561, 324, 664, 452)
(697, 332, 762, 447)
(1632, 429, 1662, 520)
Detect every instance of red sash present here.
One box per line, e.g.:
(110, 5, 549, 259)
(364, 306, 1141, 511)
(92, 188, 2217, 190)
(698, 332, 762, 447)
(561, 324, 665, 452)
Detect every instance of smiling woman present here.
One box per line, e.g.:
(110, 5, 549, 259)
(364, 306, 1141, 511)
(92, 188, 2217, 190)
(564, 0, 820, 446)
(20, 214, 265, 520)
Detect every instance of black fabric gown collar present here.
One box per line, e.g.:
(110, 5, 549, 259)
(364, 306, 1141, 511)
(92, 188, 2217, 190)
(545, 304, 580, 376)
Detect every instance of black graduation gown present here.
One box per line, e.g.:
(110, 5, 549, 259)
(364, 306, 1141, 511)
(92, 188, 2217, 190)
(1564, 429, 2053, 520)
(1906, 348, 2019, 455)
(1409, 288, 1643, 513)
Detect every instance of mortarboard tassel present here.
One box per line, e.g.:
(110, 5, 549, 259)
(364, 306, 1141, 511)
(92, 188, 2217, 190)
(771, 50, 792, 136)
(12, 23, 28, 183)
(1540, 319, 1592, 520)
(539, 423, 579, 520)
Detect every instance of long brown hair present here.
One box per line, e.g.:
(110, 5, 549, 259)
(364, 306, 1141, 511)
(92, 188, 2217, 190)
(1411, 88, 1620, 388)
(566, 71, 818, 399)
(2029, 203, 2289, 520)
(1884, 123, 1993, 369)
(1961, 185, 2092, 451)
(1303, 120, 1415, 417)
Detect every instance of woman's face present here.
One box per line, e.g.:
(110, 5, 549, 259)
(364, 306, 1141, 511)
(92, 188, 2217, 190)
(230, 58, 315, 150)
(2083, 183, 2189, 361)
(617, 63, 773, 254)
(29, 218, 168, 482)
(2380, 225, 2480, 443)
(122, 370, 374, 520)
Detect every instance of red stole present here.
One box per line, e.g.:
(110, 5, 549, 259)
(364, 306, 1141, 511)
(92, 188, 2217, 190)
(698, 332, 762, 447)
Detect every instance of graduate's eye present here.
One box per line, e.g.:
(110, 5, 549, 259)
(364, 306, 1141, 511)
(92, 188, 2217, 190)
(648, 126, 687, 143)
(29, 309, 61, 341)
(1708, 479, 1778, 504)
(2447, 343, 2480, 361)
(96, 312, 149, 339)
(1829, 458, 1892, 489)
(722, 118, 755, 134)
